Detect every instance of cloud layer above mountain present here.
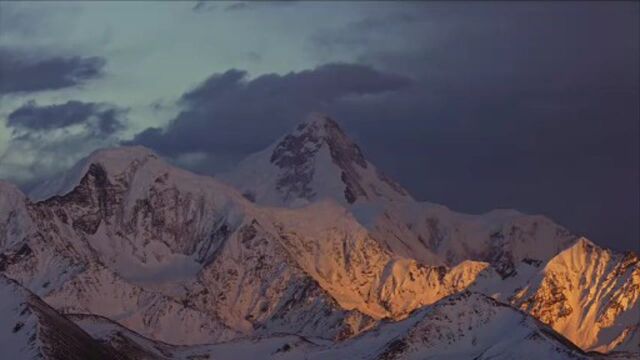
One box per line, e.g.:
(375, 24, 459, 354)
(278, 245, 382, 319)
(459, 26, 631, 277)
(0, 1, 637, 251)
(0, 47, 105, 95)
(130, 63, 411, 163)
(8, 100, 124, 135)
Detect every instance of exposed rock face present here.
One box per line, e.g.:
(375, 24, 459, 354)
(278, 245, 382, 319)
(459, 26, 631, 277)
(222, 113, 412, 206)
(268, 114, 407, 205)
(509, 239, 640, 352)
(270, 127, 320, 202)
(271, 201, 489, 320)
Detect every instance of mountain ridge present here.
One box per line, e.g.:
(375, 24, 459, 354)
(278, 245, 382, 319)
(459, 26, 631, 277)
(0, 112, 637, 358)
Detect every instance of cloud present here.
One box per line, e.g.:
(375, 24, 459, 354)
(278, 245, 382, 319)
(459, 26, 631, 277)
(0, 100, 127, 186)
(0, 128, 122, 190)
(309, 2, 639, 251)
(0, 47, 105, 95)
(0, 1, 635, 252)
(129, 63, 411, 168)
(131, 2, 638, 251)
(7, 100, 126, 136)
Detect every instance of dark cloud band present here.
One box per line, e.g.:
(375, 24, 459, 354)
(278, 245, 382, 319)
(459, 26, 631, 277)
(130, 63, 411, 157)
(0, 48, 105, 95)
(7, 100, 125, 136)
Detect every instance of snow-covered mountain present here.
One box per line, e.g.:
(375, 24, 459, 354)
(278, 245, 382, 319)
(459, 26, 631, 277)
(0, 274, 125, 359)
(222, 113, 639, 353)
(220, 112, 412, 207)
(222, 114, 577, 270)
(70, 312, 325, 360)
(2, 146, 381, 344)
(363, 200, 577, 271)
(309, 291, 594, 360)
(2, 148, 481, 344)
(70, 292, 612, 360)
(0, 112, 637, 358)
(0, 145, 492, 343)
(476, 238, 640, 353)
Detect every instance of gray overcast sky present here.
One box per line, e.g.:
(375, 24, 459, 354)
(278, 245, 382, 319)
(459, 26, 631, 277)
(0, 1, 638, 251)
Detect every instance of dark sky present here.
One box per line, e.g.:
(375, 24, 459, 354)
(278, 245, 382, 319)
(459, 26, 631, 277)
(0, 1, 638, 251)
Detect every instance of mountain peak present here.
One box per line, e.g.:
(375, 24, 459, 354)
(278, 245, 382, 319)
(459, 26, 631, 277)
(81, 145, 159, 178)
(574, 236, 596, 248)
(287, 113, 358, 162)
(563, 237, 601, 256)
(292, 112, 342, 137)
(223, 113, 411, 206)
(28, 146, 160, 201)
(85, 145, 158, 165)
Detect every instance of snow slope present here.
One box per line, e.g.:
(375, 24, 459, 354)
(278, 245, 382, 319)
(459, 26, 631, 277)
(507, 238, 639, 353)
(310, 292, 591, 360)
(270, 200, 489, 319)
(71, 292, 612, 360)
(71, 313, 325, 360)
(0, 180, 31, 251)
(0, 274, 125, 360)
(366, 200, 577, 270)
(27, 146, 160, 202)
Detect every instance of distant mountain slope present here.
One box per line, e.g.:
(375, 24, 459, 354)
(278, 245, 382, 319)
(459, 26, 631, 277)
(311, 292, 591, 360)
(71, 313, 325, 360)
(0, 274, 125, 360)
(365, 200, 577, 270)
(71, 292, 615, 360)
